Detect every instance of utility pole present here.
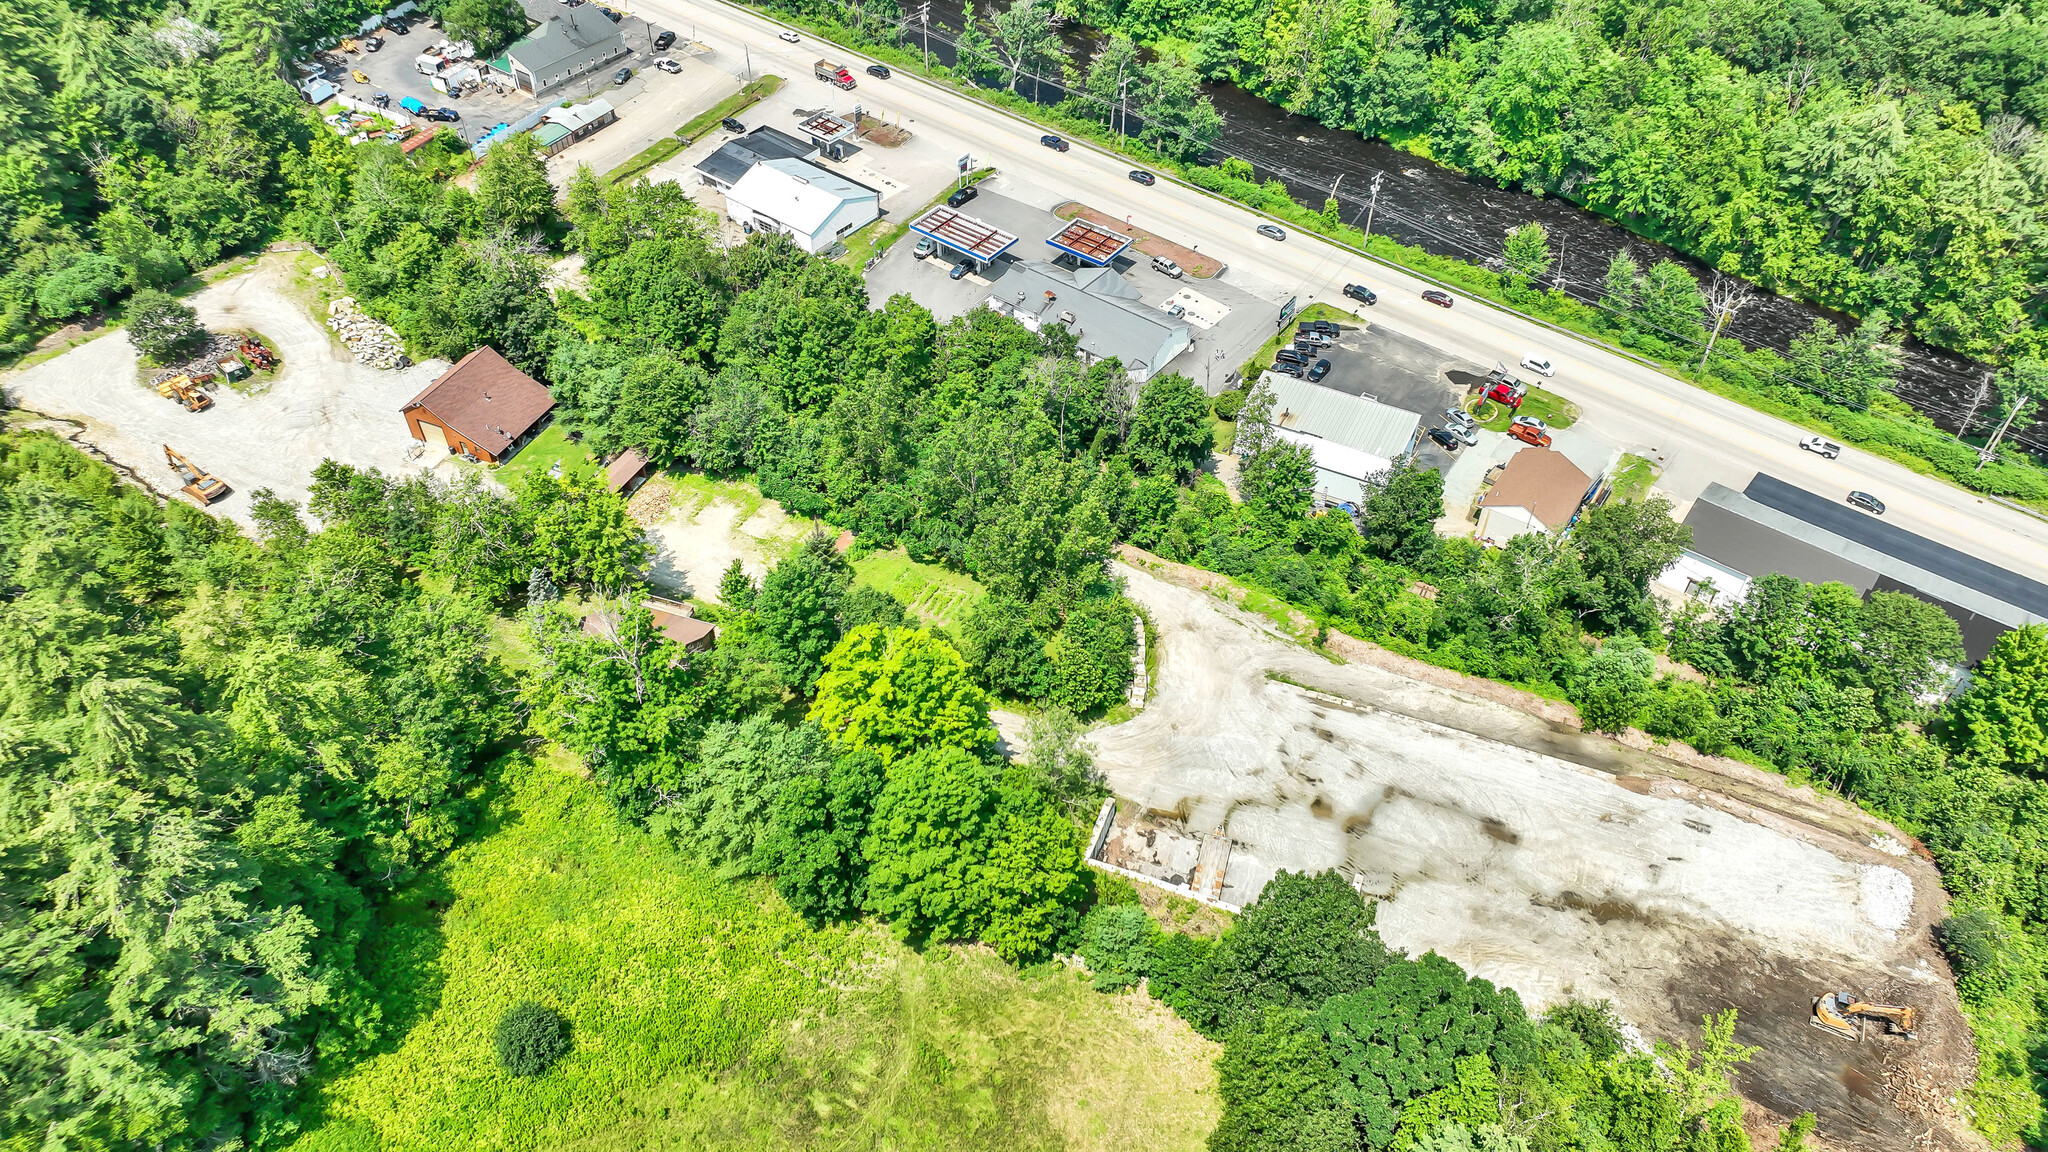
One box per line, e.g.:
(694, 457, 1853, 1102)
(744, 44, 752, 80)
(1117, 75, 1128, 147)
(1960, 368, 1993, 439)
(1361, 170, 1384, 241)
(918, 2, 931, 71)
(1980, 394, 2033, 470)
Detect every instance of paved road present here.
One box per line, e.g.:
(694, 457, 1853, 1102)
(632, 0, 2048, 581)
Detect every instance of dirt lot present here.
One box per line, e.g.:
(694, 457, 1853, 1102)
(3, 255, 445, 523)
(1096, 560, 1980, 1151)
(628, 475, 826, 599)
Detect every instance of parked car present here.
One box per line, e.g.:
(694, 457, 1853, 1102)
(1256, 223, 1286, 241)
(1275, 348, 1310, 367)
(1129, 169, 1155, 185)
(1294, 329, 1331, 347)
(949, 261, 972, 280)
(946, 184, 978, 207)
(1343, 283, 1377, 305)
(1441, 407, 1475, 432)
(913, 237, 937, 259)
(612, 66, 632, 83)
(425, 107, 460, 122)
(1306, 359, 1331, 382)
(400, 95, 427, 114)
(1800, 434, 1843, 459)
(779, 29, 801, 42)
(1165, 301, 1186, 318)
(721, 116, 746, 132)
(867, 63, 891, 78)
(1511, 415, 1549, 433)
(595, 5, 622, 19)
(1421, 289, 1454, 307)
(1151, 255, 1183, 278)
(653, 29, 675, 48)
(1428, 427, 1463, 452)
(1445, 422, 1478, 446)
(655, 57, 682, 73)
(1273, 362, 1306, 378)
(1292, 340, 1321, 358)
(1520, 353, 1554, 377)
(1508, 423, 1552, 448)
(387, 17, 410, 32)
(1040, 134, 1069, 151)
(1303, 319, 1339, 336)
(1848, 490, 1886, 514)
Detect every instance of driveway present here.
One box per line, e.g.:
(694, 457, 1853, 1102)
(3, 256, 444, 524)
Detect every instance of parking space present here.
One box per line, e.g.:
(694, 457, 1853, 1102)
(543, 50, 737, 181)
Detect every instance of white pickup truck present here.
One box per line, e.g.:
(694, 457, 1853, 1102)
(1799, 434, 1843, 459)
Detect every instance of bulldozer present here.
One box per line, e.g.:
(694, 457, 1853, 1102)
(163, 445, 231, 505)
(1812, 991, 1918, 1039)
(156, 374, 213, 412)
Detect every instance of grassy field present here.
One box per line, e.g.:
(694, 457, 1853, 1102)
(1472, 386, 1578, 432)
(285, 756, 1219, 1152)
(852, 548, 986, 630)
(1606, 453, 1659, 502)
(497, 423, 601, 489)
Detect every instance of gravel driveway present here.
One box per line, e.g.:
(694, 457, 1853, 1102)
(4, 256, 445, 524)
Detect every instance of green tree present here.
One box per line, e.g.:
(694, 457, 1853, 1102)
(1183, 870, 1394, 1037)
(517, 470, 648, 590)
(1316, 952, 1537, 1148)
(1568, 496, 1691, 633)
(718, 557, 758, 608)
(755, 545, 849, 692)
(36, 253, 124, 319)
(125, 288, 202, 360)
(754, 749, 887, 924)
(1128, 372, 1213, 476)
(660, 715, 832, 872)
(809, 625, 996, 761)
(1359, 461, 1445, 565)
(1209, 1007, 1360, 1152)
(1789, 311, 1899, 409)
(1949, 624, 2048, 773)
(1047, 595, 1137, 713)
(494, 1002, 570, 1076)
(1856, 591, 1965, 723)
(1501, 223, 1552, 295)
(1635, 261, 1708, 347)
(979, 798, 1090, 963)
(861, 745, 1000, 946)
(1574, 635, 1655, 733)
(1078, 903, 1152, 990)
(1138, 60, 1225, 163)
(440, 0, 532, 56)
(1022, 705, 1103, 821)
(475, 136, 555, 235)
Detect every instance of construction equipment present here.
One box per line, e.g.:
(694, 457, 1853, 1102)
(351, 68, 371, 84)
(156, 374, 213, 412)
(163, 446, 231, 505)
(1812, 991, 1918, 1039)
(340, 37, 361, 52)
(238, 336, 276, 370)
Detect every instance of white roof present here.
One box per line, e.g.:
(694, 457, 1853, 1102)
(726, 157, 875, 233)
(1259, 372, 1421, 460)
(1270, 425, 1391, 503)
(544, 98, 613, 132)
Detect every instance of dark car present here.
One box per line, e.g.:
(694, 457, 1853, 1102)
(1275, 348, 1309, 367)
(653, 29, 675, 48)
(949, 261, 972, 280)
(1300, 319, 1338, 336)
(387, 17, 410, 32)
(1421, 289, 1453, 308)
(1343, 283, 1377, 305)
(721, 116, 746, 133)
(612, 66, 632, 83)
(426, 107, 460, 122)
(1272, 362, 1306, 378)
(1428, 427, 1462, 452)
(595, 4, 622, 19)
(946, 184, 978, 207)
(1306, 359, 1331, 382)
(1040, 134, 1068, 151)
(866, 63, 891, 78)
(1847, 491, 1886, 515)
(1129, 169, 1155, 185)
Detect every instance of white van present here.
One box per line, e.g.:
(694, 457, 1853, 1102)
(1151, 255, 1183, 279)
(1520, 353, 1554, 377)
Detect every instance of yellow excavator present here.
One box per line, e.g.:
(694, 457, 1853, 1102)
(1812, 991, 1918, 1039)
(156, 374, 213, 412)
(164, 445, 231, 505)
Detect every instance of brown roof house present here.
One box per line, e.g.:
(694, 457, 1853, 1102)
(401, 347, 555, 464)
(605, 448, 651, 497)
(580, 594, 717, 655)
(1476, 446, 1595, 543)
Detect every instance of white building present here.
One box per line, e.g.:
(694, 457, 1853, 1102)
(1255, 372, 1421, 506)
(723, 158, 880, 255)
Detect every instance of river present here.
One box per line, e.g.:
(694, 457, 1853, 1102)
(878, 2, 2032, 453)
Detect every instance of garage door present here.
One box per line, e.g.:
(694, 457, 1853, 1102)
(414, 418, 453, 451)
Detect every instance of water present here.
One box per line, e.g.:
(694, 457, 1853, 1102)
(884, 4, 2028, 452)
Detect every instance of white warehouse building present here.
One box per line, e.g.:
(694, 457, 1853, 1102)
(723, 158, 880, 255)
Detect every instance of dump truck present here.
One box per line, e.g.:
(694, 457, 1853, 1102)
(156, 374, 213, 412)
(1812, 992, 1917, 1039)
(163, 445, 231, 505)
(814, 59, 856, 89)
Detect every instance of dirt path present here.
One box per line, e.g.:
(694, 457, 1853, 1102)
(1097, 557, 1979, 1152)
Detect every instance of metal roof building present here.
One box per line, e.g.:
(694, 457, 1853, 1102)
(693, 126, 818, 190)
(495, 9, 629, 95)
(723, 157, 880, 254)
(986, 261, 1191, 382)
(1046, 218, 1131, 266)
(1659, 478, 2048, 661)
(1254, 373, 1422, 504)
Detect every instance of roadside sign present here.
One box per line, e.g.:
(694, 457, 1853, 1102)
(959, 154, 971, 172)
(1277, 296, 1298, 326)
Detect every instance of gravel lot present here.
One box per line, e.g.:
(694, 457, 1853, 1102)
(3, 256, 445, 523)
(1096, 560, 1975, 1150)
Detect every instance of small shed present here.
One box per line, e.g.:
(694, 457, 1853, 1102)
(606, 448, 650, 496)
(535, 98, 615, 155)
(401, 346, 555, 464)
(581, 595, 717, 655)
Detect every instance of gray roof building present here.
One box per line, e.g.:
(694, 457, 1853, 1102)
(1673, 478, 2048, 661)
(496, 10, 628, 95)
(1254, 372, 1422, 505)
(693, 126, 819, 190)
(983, 260, 1191, 382)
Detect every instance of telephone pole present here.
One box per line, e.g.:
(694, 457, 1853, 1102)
(1980, 394, 2033, 471)
(1360, 170, 1384, 240)
(917, 1, 931, 71)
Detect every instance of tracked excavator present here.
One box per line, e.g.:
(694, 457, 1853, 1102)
(1812, 991, 1918, 1039)
(163, 445, 231, 505)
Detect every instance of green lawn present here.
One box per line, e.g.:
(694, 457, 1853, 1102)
(284, 756, 1219, 1152)
(1606, 453, 1659, 502)
(497, 423, 600, 489)
(1472, 386, 1578, 432)
(853, 548, 986, 630)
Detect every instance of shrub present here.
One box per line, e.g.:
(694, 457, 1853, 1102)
(494, 1001, 571, 1076)
(125, 289, 203, 361)
(36, 253, 125, 319)
(1212, 388, 1247, 422)
(1937, 908, 2005, 978)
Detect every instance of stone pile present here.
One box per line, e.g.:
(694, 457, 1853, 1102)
(148, 332, 245, 382)
(326, 297, 410, 369)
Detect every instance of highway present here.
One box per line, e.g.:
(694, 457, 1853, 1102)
(635, 0, 2048, 581)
